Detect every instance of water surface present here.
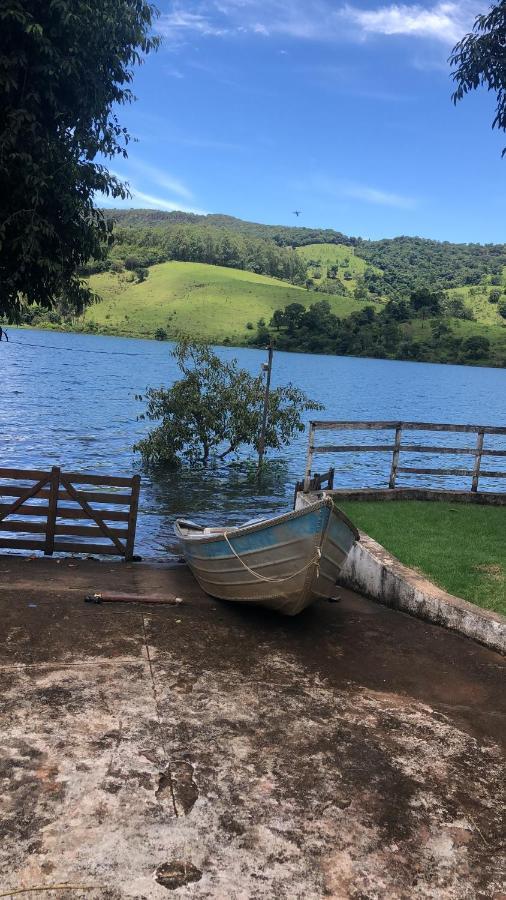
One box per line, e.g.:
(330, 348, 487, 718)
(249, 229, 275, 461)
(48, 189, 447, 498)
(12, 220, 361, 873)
(2, 329, 505, 557)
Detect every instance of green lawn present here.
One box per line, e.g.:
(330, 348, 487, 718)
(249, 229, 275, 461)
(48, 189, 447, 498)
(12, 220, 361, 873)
(88, 260, 366, 343)
(338, 500, 506, 616)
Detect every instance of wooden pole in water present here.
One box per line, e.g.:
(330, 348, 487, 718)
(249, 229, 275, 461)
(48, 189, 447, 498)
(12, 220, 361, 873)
(258, 343, 274, 470)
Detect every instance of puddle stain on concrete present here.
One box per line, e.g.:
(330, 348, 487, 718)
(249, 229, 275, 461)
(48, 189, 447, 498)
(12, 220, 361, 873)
(157, 762, 198, 816)
(155, 860, 202, 890)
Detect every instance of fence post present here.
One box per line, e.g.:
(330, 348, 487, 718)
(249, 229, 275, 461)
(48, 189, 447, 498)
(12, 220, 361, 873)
(303, 423, 315, 492)
(44, 466, 60, 556)
(125, 474, 141, 559)
(388, 425, 402, 489)
(471, 429, 485, 492)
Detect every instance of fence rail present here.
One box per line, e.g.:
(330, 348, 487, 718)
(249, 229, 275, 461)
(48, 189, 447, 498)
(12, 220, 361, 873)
(303, 421, 506, 494)
(0, 466, 141, 557)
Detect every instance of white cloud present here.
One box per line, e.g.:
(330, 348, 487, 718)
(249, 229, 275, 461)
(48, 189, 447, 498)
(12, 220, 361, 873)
(343, 2, 477, 45)
(128, 188, 206, 213)
(156, 1, 483, 46)
(104, 185, 207, 214)
(125, 160, 194, 199)
(103, 168, 207, 214)
(157, 9, 228, 41)
(341, 182, 416, 208)
(306, 174, 417, 209)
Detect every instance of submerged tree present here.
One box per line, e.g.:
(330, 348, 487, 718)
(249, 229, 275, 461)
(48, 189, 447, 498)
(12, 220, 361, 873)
(0, 0, 160, 320)
(135, 339, 322, 468)
(450, 2, 506, 155)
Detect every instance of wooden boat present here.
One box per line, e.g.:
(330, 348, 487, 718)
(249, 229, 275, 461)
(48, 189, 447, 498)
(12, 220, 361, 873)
(174, 497, 359, 615)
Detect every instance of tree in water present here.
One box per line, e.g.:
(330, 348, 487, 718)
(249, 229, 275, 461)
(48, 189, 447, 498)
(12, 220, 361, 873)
(135, 339, 322, 468)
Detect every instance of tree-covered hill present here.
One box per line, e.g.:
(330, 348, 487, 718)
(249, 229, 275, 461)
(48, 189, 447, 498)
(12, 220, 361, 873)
(101, 210, 506, 299)
(102, 209, 354, 248)
(357, 236, 506, 297)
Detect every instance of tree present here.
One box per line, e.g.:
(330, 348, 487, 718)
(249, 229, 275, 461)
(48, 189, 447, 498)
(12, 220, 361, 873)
(0, 1, 160, 320)
(489, 289, 501, 303)
(135, 340, 322, 468)
(269, 309, 285, 330)
(450, 3, 506, 155)
(283, 302, 306, 333)
(462, 335, 491, 359)
(154, 328, 167, 341)
(498, 301, 506, 319)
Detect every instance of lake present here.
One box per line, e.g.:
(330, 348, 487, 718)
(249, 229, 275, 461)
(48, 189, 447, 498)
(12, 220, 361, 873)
(2, 328, 505, 558)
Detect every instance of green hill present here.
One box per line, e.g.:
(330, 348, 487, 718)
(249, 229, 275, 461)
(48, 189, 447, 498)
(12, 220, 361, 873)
(87, 260, 370, 343)
(17, 208, 506, 366)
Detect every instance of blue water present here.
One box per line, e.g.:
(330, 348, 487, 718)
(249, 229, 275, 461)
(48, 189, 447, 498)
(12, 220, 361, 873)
(1, 328, 505, 557)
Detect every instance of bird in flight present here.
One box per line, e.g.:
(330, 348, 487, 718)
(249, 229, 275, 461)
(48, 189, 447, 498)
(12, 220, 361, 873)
(292, 210, 302, 217)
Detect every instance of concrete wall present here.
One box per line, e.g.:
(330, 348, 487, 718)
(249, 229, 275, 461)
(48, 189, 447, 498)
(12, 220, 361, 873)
(339, 533, 506, 656)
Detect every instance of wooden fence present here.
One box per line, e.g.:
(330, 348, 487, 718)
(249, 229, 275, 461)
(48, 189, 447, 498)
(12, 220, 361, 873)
(303, 421, 506, 493)
(0, 467, 141, 558)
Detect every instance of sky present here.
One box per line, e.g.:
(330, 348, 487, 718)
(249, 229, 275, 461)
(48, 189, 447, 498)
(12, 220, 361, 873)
(102, 0, 505, 244)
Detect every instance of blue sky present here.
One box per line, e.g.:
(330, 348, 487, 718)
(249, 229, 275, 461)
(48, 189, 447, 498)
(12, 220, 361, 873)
(103, 0, 505, 244)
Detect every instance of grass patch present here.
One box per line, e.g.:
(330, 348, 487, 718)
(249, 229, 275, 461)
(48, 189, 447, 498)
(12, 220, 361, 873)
(338, 500, 506, 616)
(446, 269, 506, 326)
(296, 243, 382, 295)
(88, 261, 366, 343)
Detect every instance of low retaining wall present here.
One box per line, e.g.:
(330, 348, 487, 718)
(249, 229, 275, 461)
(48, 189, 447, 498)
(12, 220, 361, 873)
(339, 533, 506, 656)
(328, 487, 506, 506)
(296, 491, 506, 655)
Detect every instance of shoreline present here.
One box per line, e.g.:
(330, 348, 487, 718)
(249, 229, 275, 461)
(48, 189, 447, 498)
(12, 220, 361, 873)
(6, 323, 506, 370)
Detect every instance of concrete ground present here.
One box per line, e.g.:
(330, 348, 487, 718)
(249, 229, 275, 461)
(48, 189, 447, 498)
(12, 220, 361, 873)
(0, 556, 504, 900)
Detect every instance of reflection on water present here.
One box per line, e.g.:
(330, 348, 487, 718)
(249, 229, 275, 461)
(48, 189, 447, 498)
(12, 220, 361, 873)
(1, 328, 505, 558)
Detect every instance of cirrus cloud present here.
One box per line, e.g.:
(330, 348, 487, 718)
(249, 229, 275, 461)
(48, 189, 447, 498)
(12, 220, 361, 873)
(156, 1, 484, 46)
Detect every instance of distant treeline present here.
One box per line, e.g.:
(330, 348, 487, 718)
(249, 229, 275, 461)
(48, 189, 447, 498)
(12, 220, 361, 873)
(85, 224, 307, 284)
(103, 209, 355, 248)
(358, 236, 506, 296)
(249, 293, 502, 367)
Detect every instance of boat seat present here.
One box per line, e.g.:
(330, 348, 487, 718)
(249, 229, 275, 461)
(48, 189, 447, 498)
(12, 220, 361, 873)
(177, 519, 204, 531)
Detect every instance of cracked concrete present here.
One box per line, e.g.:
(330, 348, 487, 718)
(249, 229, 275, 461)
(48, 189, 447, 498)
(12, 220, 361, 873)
(0, 556, 504, 899)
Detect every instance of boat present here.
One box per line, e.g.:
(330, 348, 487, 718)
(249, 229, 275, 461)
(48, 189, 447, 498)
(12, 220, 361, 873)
(174, 496, 359, 615)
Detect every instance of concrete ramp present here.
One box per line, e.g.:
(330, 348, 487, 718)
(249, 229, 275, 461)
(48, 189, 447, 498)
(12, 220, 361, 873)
(0, 557, 504, 898)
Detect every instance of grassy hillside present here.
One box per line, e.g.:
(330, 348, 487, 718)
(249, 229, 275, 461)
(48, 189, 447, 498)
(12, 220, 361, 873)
(87, 261, 368, 343)
(296, 243, 382, 295)
(446, 271, 506, 326)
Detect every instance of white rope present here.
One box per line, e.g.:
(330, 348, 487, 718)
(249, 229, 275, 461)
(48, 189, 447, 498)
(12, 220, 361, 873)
(223, 532, 321, 584)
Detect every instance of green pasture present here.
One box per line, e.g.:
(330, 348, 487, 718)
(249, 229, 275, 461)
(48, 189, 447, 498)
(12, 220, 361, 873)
(339, 500, 506, 616)
(296, 243, 382, 294)
(446, 272, 506, 326)
(87, 261, 366, 342)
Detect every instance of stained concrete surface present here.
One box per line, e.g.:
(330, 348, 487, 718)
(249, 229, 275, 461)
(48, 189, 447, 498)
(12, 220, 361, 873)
(0, 556, 505, 899)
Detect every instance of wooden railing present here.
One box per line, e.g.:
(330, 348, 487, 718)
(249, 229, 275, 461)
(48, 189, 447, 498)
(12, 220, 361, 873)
(0, 467, 141, 558)
(303, 421, 506, 493)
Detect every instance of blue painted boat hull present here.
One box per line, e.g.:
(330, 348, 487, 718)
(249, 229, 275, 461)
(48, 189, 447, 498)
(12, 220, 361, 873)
(174, 498, 358, 615)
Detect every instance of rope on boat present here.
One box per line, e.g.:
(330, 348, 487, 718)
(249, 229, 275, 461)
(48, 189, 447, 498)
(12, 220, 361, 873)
(223, 532, 321, 583)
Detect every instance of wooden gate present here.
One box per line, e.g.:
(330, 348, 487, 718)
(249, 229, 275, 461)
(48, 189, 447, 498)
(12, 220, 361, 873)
(0, 467, 141, 558)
